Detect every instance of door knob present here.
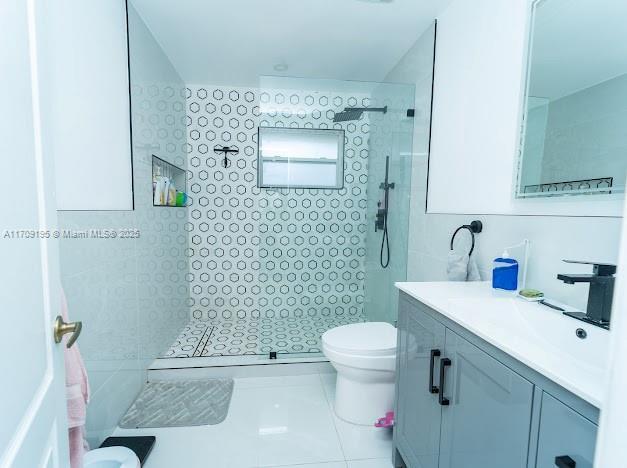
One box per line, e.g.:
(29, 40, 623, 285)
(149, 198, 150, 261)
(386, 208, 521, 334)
(54, 315, 82, 348)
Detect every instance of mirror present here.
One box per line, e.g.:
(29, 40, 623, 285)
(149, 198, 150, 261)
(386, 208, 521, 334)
(517, 0, 627, 198)
(257, 127, 345, 189)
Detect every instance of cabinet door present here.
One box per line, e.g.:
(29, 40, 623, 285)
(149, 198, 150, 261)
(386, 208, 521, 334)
(395, 299, 446, 468)
(439, 330, 534, 468)
(535, 392, 597, 468)
(48, 0, 134, 210)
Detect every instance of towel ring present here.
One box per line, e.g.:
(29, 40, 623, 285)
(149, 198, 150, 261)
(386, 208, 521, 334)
(450, 220, 483, 257)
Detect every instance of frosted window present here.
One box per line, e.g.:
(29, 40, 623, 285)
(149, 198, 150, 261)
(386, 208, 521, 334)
(258, 127, 344, 189)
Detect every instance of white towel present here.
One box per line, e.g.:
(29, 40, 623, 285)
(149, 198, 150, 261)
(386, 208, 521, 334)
(467, 254, 481, 281)
(447, 250, 481, 282)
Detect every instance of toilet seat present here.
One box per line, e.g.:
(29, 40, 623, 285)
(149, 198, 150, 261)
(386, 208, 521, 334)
(83, 446, 140, 468)
(322, 322, 396, 356)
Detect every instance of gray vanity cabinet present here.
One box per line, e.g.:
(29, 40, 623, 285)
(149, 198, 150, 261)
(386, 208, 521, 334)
(439, 329, 534, 468)
(535, 393, 597, 468)
(394, 293, 599, 468)
(395, 299, 446, 468)
(395, 298, 533, 468)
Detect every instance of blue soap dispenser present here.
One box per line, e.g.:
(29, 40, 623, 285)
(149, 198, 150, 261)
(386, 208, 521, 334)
(492, 249, 519, 291)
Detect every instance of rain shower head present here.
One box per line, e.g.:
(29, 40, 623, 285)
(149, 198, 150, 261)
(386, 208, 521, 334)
(332, 106, 387, 123)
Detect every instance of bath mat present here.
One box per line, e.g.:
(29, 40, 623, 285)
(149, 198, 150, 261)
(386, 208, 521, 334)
(119, 379, 234, 428)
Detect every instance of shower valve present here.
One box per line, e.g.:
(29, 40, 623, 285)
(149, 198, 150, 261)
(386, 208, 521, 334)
(375, 208, 386, 232)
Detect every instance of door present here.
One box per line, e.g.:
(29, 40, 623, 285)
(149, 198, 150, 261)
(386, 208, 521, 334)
(0, 0, 69, 467)
(438, 330, 534, 468)
(536, 392, 597, 468)
(395, 298, 446, 468)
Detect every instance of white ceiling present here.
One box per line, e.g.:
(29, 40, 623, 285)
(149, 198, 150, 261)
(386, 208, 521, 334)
(130, 0, 451, 87)
(529, 0, 627, 100)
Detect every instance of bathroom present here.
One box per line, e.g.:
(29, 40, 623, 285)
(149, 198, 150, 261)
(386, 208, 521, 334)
(3, 0, 627, 467)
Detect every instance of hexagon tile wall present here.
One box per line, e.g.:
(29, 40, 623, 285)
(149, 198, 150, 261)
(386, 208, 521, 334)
(185, 85, 372, 329)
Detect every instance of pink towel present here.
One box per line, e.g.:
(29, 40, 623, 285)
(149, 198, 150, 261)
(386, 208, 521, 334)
(61, 289, 90, 468)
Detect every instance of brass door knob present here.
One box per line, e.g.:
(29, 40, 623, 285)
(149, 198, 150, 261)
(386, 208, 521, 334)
(53, 315, 82, 348)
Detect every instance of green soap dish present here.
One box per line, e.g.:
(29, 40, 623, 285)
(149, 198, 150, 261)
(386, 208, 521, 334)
(518, 289, 544, 301)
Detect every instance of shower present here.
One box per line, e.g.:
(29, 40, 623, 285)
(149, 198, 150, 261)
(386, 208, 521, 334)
(333, 106, 388, 122)
(375, 156, 394, 268)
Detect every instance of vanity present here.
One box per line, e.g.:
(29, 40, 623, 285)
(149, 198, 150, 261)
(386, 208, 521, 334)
(392, 282, 608, 468)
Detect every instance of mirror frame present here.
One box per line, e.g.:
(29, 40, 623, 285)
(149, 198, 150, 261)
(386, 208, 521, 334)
(515, 0, 625, 204)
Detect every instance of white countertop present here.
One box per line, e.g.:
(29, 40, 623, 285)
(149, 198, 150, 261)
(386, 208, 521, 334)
(395, 281, 609, 409)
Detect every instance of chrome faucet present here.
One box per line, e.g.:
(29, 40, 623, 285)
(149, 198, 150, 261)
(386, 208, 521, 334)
(557, 260, 616, 329)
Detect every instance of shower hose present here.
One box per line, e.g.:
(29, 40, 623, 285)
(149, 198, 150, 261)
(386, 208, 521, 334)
(380, 190, 390, 269)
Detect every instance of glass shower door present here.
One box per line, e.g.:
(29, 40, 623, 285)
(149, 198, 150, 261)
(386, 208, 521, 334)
(364, 82, 416, 325)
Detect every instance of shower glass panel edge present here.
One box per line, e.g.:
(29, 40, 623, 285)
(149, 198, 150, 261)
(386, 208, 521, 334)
(364, 82, 416, 326)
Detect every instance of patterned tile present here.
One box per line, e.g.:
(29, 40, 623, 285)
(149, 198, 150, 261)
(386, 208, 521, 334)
(161, 314, 365, 358)
(185, 85, 370, 323)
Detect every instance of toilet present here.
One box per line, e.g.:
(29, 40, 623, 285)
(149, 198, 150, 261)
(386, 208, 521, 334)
(322, 322, 397, 425)
(83, 446, 140, 468)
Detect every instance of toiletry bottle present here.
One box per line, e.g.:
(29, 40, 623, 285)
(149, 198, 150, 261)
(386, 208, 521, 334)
(154, 176, 165, 206)
(176, 191, 187, 207)
(167, 180, 177, 206)
(163, 178, 171, 206)
(153, 165, 161, 204)
(492, 250, 519, 291)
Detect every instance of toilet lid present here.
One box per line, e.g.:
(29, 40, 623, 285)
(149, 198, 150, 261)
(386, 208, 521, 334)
(322, 322, 397, 356)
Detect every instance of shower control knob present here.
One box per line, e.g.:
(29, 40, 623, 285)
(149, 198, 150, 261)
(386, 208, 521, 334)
(375, 209, 386, 232)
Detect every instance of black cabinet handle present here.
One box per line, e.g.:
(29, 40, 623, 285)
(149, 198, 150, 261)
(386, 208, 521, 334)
(429, 349, 441, 394)
(555, 456, 576, 467)
(438, 358, 451, 406)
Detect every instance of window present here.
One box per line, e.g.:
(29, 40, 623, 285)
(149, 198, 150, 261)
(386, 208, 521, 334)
(257, 127, 345, 189)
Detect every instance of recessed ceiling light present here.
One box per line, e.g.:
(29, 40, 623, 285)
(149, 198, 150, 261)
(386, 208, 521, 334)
(273, 62, 288, 72)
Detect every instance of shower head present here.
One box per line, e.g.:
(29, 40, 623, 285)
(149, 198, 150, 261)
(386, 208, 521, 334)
(332, 106, 388, 123)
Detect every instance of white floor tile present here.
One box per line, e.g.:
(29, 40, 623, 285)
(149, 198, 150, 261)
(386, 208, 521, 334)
(268, 462, 347, 468)
(112, 373, 395, 468)
(114, 425, 258, 468)
(319, 373, 394, 461)
(235, 374, 322, 390)
(319, 372, 337, 402)
(242, 384, 343, 467)
(114, 375, 344, 468)
(346, 459, 393, 468)
(332, 418, 394, 461)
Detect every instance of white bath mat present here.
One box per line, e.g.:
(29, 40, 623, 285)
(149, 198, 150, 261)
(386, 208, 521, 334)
(119, 379, 234, 428)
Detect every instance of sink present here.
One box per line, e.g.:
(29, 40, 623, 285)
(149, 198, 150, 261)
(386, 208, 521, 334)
(448, 298, 608, 371)
(394, 281, 609, 406)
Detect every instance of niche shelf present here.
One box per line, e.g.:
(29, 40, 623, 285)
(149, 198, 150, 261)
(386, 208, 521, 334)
(152, 155, 187, 207)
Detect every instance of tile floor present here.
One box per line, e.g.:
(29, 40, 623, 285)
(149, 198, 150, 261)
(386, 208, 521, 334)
(161, 316, 365, 358)
(113, 372, 394, 468)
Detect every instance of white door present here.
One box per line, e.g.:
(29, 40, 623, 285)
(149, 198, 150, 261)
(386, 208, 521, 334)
(0, 0, 70, 467)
